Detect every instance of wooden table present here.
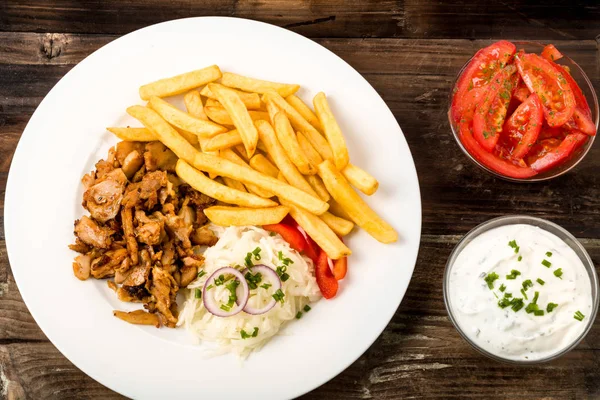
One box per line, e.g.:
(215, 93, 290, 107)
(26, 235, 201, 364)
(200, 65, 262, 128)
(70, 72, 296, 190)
(1, 1, 599, 398)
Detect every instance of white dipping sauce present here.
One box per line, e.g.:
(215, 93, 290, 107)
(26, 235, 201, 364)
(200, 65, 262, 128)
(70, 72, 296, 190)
(448, 224, 593, 361)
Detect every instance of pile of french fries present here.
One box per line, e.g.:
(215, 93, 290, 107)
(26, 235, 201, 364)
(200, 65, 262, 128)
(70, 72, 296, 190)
(108, 65, 397, 260)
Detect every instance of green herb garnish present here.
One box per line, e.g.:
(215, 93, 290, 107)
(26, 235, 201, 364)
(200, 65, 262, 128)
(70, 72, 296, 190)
(194, 288, 202, 299)
(546, 303, 558, 313)
(510, 298, 525, 312)
(295, 312, 303, 319)
(197, 270, 206, 279)
(522, 280, 533, 290)
(272, 289, 285, 303)
(241, 327, 259, 339)
(508, 240, 520, 253)
(278, 251, 293, 266)
(536, 278, 545, 286)
(245, 271, 262, 290)
(499, 284, 506, 292)
(546, 251, 553, 257)
(214, 274, 225, 286)
(260, 283, 272, 290)
(518, 255, 523, 262)
(574, 311, 585, 322)
(506, 269, 521, 280)
(542, 259, 552, 268)
(304, 305, 311, 312)
(252, 247, 262, 260)
(520, 289, 528, 300)
(554, 268, 563, 279)
(484, 272, 500, 289)
(244, 252, 254, 268)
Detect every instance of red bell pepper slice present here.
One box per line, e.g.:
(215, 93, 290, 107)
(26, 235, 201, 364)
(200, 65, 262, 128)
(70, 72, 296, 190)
(529, 132, 589, 173)
(515, 53, 576, 127)
(279, 216, 320, 263)
(473, 65, 518, 152)
(504, 93, 544, 160)
(262, 223, 306, 253)
(451, 40, 516, 123)
(315, 249, 338, 299)
(459, 120, 537, 179)
(332, 257, 347, 281)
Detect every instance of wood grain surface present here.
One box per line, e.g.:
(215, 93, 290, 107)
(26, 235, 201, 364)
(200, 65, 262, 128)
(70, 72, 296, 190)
(1, 1, 599, 399)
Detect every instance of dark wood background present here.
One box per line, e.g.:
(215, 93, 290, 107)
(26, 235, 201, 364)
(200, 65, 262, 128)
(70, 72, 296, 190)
(1, 1, 599, 398)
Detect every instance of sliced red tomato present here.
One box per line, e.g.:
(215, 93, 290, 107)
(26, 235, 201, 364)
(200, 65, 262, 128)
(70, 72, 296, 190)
(553, 64, 596, 136)
(537, 124, 567, 140)
(315, 249, 338, 299)
(513, 79, 531, 103)
(528, 133, 588, 172)
(503, 93, 544, 160)
(332, 257, 347, 281)
(451, 40, 516, 123)
(555, 64, 590, 112)
(541, 44, 563, 62)
(473, 65, 518, 152)
(515, 53, 575, 127)
(459, 120, 537, 179)
(263, 223, 307, 253)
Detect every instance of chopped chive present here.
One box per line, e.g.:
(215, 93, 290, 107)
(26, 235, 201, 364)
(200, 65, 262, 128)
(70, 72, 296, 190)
(542, 259, 552, 268)
(260, 283, 272, 290)
(252, 327, 259, 337)
(574, 311, 585, 321)
(553, 268, 563, 279)
(484, 272, 500, 289)
(220, 304, 231, 312)
(504, 292, 513, 298)
(245, 252, 254, 268)
(508, 240, 518, 249)
(197, 270, 206, 279)
(546, 303, 558, 313)
(272, 289, 285, 303)
(536, 278, 545, 286)
(280, 273, 290, 282)
(194, 288, 202, 299)
(206, 284, 214, 290)
(240, 327, 259, 339)
(270, 231, 276, 236)
(518, 255, 523, 262)
(546, 251, 553, 257)
(245, 271, 262, 290)
(506, 269, 521, 280)
(520, 289, 529, 300)
(252, 247, 262, 260)
(499, 284, 506, 292)
(295, 312, 303, 319)
(304, 305, 311, 312)
(522, 280, 533, 290)
(493, 292, 499, 299)
(214, 274, 225, 286)
(534, 310, 545, 316)
(511, 298, 525, 312)
(532, 291, 539, 304)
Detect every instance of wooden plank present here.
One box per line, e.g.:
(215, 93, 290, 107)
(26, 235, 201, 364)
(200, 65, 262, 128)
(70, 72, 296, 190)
(0, 1, 598, 40)
(0, 35, 598, 236)
(1, 236, 600, 398)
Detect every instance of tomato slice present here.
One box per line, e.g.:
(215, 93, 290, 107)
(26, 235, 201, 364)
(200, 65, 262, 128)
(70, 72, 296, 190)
(451, 40, 516, 123)
(537, 124, 567, 141)
(553, 64, 596, 136)
(528, 133, 588, 172)
(459, 120, 537, 178)
(515, 53, 575, 127)
(513, 79, 531, 103)
(263, 223, 307, 253)
(315, 249, 338, 299)
(541, 44, 563, 62)
(473, 65, 518, 152)
(503, 93, 544, 160)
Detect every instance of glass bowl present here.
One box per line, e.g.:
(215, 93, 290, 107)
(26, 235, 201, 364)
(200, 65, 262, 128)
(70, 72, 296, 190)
(448, 41, 599, 182)
(443, 215, 599, 364)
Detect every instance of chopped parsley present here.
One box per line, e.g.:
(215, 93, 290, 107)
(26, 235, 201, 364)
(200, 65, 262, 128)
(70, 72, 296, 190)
(546, 303, 558, 313)
(484, 272, 500, 289)
(554, 268, 563, 279)
(240, 327, 259, 339)
(506, 269, 521, 280)
(574, 311, 585, 322)
(536, 278, 545, 286)
(542, 259, 552, 268)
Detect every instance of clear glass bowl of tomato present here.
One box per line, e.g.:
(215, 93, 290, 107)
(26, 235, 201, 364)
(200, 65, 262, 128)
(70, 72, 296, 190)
(448, 41, 598, 182)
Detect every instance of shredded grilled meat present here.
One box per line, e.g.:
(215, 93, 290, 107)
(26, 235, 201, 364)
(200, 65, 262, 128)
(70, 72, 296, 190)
(70, 140, 217, 328)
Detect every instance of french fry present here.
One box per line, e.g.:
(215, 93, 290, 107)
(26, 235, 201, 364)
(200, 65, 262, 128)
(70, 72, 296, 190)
(273, 112, 316, 175)
(127, 105, 327, 214)
(107, 127, 155, 142)
(200, 85, 261, 110)
(265, 100, 280, 124)
(318, 160, 397, 243)
(222, 176, 248, 192)
(313, 92, 349, 170)
(204, 130, 243, 151)
(175, 160, 276, 208)
(209, 83, 259, 159)
(205, 106, 269, 126)
(183, 90, 208, 121)
(255, 119, 318, 198)
(173, 126, 199, 147)
(204, 205, 289, 227)
(249, 154, 279, 178)
(286, 94, 322, 132)
(306, 174, 330, 202)
(297, 132, 323, 166)
(149, 96, 226, 137)
(220, 148, 274, 198)
(262, 91, 333, 160)
(139, 65, 222, 100)
(342, 163, 379, 196)
(320, 211, 354, 236)
(278, 189, 350, 260)
(221, 72, 299, 98)
(234, 145, 251, 162)
(328, 198, 351, 220)
(204, 98, 221, 107)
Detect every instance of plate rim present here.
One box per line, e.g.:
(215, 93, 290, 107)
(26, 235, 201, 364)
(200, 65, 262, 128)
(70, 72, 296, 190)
(4, 16, 422, 399)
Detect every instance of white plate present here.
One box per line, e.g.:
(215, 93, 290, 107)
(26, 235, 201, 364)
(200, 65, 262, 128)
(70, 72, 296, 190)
(5, 17, 421, 399)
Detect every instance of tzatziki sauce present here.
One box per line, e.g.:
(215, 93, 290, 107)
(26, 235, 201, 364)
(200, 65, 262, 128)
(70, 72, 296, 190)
(447, 224, 593, 361)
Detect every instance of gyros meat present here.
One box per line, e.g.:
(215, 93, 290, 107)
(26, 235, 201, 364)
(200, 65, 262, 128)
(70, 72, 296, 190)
(70, 140, 216, 328)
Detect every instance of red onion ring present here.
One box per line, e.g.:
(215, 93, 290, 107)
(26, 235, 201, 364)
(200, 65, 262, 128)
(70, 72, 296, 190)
(241, 264, 282, 315)
(202, 267, 249, 317)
